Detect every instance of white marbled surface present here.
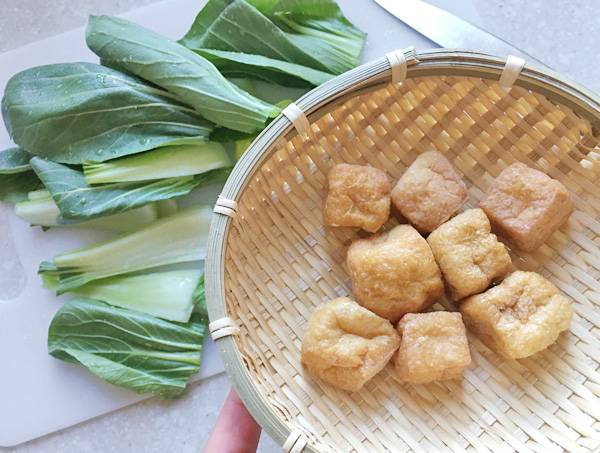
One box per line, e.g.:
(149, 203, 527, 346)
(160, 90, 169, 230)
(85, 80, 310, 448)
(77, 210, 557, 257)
(0, 1, 598, 452)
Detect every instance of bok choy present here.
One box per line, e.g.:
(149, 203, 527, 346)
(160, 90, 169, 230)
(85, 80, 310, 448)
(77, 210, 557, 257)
(15, 192, 160, 231)
(39, 206, 212, 293)
(43, 270, 203, 322)
(48, 297, 207, 397)
(251, 0, 366, 75)
(86, 15, 280, 133)
(1, 63, 212, 164)
(0, 147, 33, 173)
(83, 141, 231, 183)
(31, 157, 229, 220)
(180, 0, 364, 76)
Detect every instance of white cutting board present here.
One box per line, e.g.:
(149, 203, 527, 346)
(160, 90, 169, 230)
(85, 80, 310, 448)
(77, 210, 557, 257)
(0, 0, 479, 447)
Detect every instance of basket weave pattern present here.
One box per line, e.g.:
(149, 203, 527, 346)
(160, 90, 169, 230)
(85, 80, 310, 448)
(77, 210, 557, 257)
(222, 76, 600, 452)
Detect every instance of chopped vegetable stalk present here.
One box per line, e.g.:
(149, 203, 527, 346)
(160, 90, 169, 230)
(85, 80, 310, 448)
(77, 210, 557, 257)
(28, 189, 51, 201)
(39, 206, 213, 294)
(180, 0, 365, 75)
(15, 197, 57, 226)
(83, 142, 231, 184)
(42, 270, 202, 322)
(31, 156, 229, 220)
(15, 195, 159, 231)
(48, 297, 207, 398)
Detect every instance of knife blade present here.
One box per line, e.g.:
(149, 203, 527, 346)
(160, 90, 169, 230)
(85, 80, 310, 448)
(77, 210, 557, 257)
(374, 0, 549, 67)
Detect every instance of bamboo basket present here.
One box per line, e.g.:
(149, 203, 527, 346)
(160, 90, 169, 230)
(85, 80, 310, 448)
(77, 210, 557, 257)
(205, 49, 600, 453)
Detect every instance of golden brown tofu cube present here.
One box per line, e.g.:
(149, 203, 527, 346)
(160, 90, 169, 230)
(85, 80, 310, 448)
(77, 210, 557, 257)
(394, 312, 472, 383)
(391, 151, 468, 233)
(460, 271, 572, 359)
(324, 163, 391, 233)
(347, 225, 444, 322)
(480, 163, 573, 252)
(427, 209, 512, 301)
(301, 297, 400, 391)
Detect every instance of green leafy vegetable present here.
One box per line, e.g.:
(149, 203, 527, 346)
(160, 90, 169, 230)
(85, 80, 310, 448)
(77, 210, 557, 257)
(275, 16, 364, 76)
(0, 148, 33, 174)
(0, 171, 42, 203)
(181, 0, 330, 71)
(180, 0, 364, 75)
(1, 63, 212, 164)
(86, 15, 279, 133)
(83, 141, 231, 184)
(197, 48, 333, 87)
(255, 0, 365, 75)
(15, 194, 160, 231)
(43, 270, 202, 322)
(30, 157, 228, 220)
(48, 297, 207, 397)
(39, 206, 212, 293)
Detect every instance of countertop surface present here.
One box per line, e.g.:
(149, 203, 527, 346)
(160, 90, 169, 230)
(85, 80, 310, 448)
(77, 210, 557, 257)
(0, 1, 598, 452)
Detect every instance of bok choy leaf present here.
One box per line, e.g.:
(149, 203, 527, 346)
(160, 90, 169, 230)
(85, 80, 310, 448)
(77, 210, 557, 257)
(30, 157, 229, 220)
(48, 297, 207, 397)
(180, 0, 331, 72)
(86, 15, 280, 133)
(1, 63, 212, 164)
(42, 270, 203, 322)
(252, 0, 366, 75)
(39, 206, 212, 293)
(196, 49, 333, 87)
(0, 148, 33, 174)
(83, 141, 231, 184)
(180, 0, 365, 75)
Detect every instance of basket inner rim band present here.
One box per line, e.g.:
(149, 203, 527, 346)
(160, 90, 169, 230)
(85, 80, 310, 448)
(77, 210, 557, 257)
(386, 47, 417, 83)
(499, 55, 526, 89)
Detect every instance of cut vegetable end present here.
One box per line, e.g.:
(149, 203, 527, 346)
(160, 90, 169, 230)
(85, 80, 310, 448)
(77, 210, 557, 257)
(40, 206, 213, 291)
(15, 197, 60, 226)
(27, 189, 51, 200)
(16, 196, 160, 231)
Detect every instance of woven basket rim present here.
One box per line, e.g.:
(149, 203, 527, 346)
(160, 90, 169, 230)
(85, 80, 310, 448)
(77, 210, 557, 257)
(205, 49, 600, 452)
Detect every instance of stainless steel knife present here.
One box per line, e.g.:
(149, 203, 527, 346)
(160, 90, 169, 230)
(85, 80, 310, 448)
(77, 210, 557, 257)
(374, 0, 549, 67)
